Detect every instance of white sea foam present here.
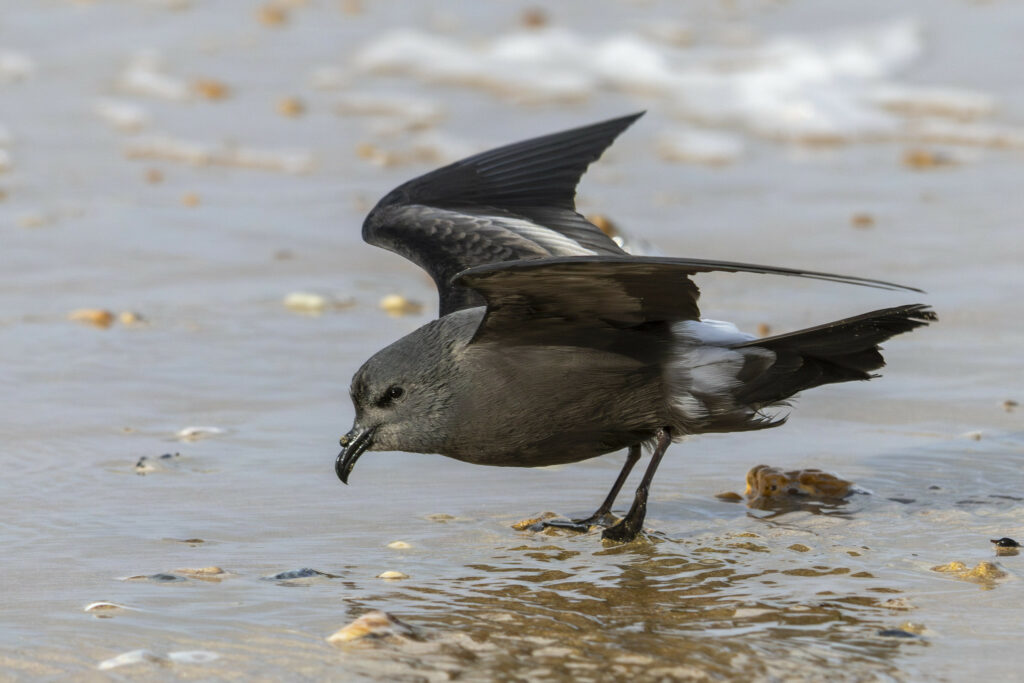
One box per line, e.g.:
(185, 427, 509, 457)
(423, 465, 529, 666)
(348, 20, 1024, 147)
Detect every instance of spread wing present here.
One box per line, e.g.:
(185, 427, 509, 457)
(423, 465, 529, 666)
(453, 256, 924, 345)
(362, 113, 643, 316)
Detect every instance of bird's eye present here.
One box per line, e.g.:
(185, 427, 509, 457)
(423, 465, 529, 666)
(377, 385, 404, 407)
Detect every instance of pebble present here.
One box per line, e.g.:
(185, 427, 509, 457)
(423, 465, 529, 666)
(756, 323, 772, 337)
(98, 650, 168, 670)
(744, 464, 856, 508)
(174, 566, 228, 581)
(327, 610, 417, 644)
(122, 573, 186, 582)
(877, 629, 918, 639)
(386, 541, 411, 549)
(257, 3, 289, 26)
(714, 491, 743, 502)
(277, 96, 305, 117)
(850, 212, 876, 229)
(881, 597, 914, 611)
(425, 513, 456, 522)
(376, 570, 409, 580)
(181, 192, 201, 207)
(94, 99, 150, 132)
(176, 426, 225, 441)
(135, 452, 179, 474)
(283, 292, 331, 313)
(930, 560, 1007, 584)
(69, 309, 115, 329)
(263, 567, 339, 581)
(902, 148, 958, 170)
(191, 78, 230, 100)
(1003, 399, 1018, 412)
(119, 311, 146, 326)
(84, 601, 130, 614)
(379, 294, 424, 316)
(97, 649, 220, 670)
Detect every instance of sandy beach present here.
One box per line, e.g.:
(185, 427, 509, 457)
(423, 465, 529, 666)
(1, 0, 1022, 679)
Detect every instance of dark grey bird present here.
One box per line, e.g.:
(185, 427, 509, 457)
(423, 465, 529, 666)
(335, 112, 935, 542)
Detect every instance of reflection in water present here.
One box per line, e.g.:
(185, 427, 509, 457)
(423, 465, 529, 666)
(334, 534, 916, 681)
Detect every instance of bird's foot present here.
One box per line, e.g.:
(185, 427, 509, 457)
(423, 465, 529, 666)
(539, 511, 620, 534)
(601, 516, 645, 543)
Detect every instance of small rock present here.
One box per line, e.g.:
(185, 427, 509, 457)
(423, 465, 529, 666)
(176, 426, 225, 441)
(379, 294, 423, 316)
(277, 96, 305, 117)
(520, 7, 549, 29)
(386, 540, 411, 549)
(263, 567, 338, 581)
(850, 212, 875, 229)
(181, 192, 201, 207)
(144, 168, 164, 183)
(119, 311, 146, 326)
(744, 464, 857, 509)
(167, 651, 220, 664)
(69, 309, 115, 329)
(963, 430, 983, 441)
(284, 292, 328, 313)
(1003, 399, 1018, 413)
(991, 537, 1020, 548)
(135, 452, 179, 474)
(376, 570, 409, 580)
(121, 573, 186, 582)
(257, 3, 289, 25)
(98, 649, 168, 670)
(191, 78, 229, 100)
(877, 629, 918, 639)
(84, 601, 130, 614)
(787, 544, 811, 553)
(931, 560, 1007, 584)
(714, 491, 743, 502)
(756, 323, 772, 337)
(881, 597, 914, 611)
(425, 513, 456, 522)
(174, 566, 228, 581)
(902, 148, 958, 170)
(327, 610, 417, 644)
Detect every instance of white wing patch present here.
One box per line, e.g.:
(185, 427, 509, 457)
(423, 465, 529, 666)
(495, 216, 598, 257)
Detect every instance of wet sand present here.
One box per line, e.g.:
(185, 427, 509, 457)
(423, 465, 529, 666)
(1, 0, 1022, 680)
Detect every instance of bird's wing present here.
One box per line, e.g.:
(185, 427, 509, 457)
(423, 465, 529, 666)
(453, 255, 923, 345)
(362, 113, 643, 316)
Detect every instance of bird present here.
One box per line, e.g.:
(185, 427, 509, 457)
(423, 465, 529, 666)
(335, 111, 935, 543)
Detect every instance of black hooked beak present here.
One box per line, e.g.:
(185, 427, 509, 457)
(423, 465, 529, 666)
(335, 425, 377, 484)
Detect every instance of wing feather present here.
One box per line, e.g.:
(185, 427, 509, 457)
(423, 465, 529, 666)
(362, 113, 643, 314)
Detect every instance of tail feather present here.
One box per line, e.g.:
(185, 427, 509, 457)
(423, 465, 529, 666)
(732, 304, 936, 405)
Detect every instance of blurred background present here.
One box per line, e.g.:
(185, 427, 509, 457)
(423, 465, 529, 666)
(1, 0, 1022, 679)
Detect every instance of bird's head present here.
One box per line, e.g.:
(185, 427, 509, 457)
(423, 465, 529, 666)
(335, 318, 467, 484)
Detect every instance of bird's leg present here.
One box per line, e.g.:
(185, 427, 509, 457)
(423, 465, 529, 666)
(573, 444, 642, 527)
(542, 445, 641, 533)
(602, 427, 672, 543)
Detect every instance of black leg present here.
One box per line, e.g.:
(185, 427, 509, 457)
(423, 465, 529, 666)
(573, 444, 642, 527)
(602, 427, 672, 543)
(541, 445, 641, 532)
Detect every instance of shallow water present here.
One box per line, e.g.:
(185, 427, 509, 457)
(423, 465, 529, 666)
(2, 0, 1023, 680)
